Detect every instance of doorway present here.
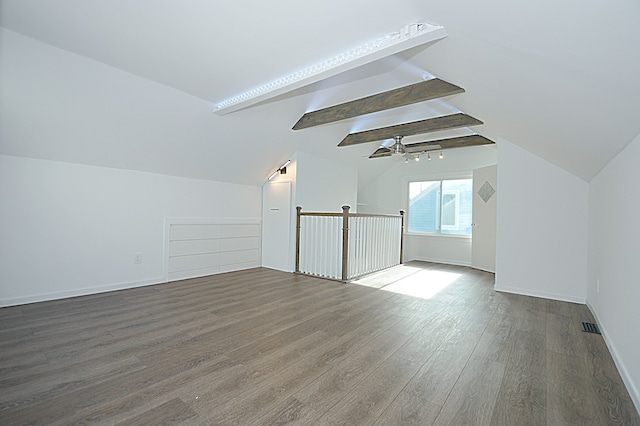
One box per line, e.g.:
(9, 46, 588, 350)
(262, 180, 292, 271)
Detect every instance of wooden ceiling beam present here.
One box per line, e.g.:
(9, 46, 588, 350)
(338, 113, 483, 147)
(293, 78, 464, 130)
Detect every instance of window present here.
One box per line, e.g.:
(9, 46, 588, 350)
(408, 179, 473, 235)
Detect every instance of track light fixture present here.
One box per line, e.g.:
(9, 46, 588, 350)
(268, 160, 291, 181)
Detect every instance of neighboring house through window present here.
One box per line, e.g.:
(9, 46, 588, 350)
(408, 179, 473, 236)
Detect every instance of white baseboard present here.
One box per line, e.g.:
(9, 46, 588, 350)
(0, 277, 165, 308)
(493, 284, 586, 304)
(586, 301, 640, 416)
(407, 256, 471, 268)
(471, 265, 496, 273)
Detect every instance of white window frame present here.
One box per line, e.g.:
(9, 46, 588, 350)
(440, 189, 460, 231)
(405, 174, 472, 237)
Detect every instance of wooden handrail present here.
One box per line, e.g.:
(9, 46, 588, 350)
(298, 212, 402, 219)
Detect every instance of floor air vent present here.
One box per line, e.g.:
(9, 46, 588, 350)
(580, 322, 601, 334)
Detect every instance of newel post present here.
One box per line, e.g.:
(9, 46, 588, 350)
(399, 210, 405, 264)
(295, 206, 302, 273)
(341, 205, 351, 281)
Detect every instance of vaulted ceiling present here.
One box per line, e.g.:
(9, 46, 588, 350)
(1, 0, 639, 187)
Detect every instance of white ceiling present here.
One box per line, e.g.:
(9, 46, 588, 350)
(1, 0, 639, 187)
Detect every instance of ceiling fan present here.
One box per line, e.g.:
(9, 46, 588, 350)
(368, 134, 494, 159)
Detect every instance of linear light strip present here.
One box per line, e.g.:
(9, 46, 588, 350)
(215, 22, 447, 115)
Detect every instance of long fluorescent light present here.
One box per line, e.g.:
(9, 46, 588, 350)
(215, 22, 447, 115)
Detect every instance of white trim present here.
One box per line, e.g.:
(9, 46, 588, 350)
(164, 217, 261, 225)
(0, 277, 164, 308)
(471, 265, 495, 274)
(164, 217, 262, 282)
(586, 301, 640, 415)
(407, 256, 471, 268)
(493, 284, 586, 304)
(441, 189, 461, 230)
(406, 176, 473, 237)
(405, 232, 471, 240)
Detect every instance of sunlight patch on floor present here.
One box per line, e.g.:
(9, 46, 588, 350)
(352, 266, 462, 300)
(351, 265, 424, 289)
(380, 270, 461, 299)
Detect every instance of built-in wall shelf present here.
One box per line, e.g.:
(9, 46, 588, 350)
(165, 218, 261, 282)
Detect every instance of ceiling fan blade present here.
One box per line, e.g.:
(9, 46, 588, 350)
(404, 134, 494, 152)
(338, 113, 483, 147)
(293, 78, 465, 130)
(369, 147, 393, 158)
(369, 153, 393, 159)
(404, 143, 442, 153)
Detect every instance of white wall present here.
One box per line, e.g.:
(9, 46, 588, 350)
(495, 138, 588, 303)
(295, 151, 358, 212)
(0, 155, 261, 307)
(357, 145, 497, 265)
(588, 132, 640, 411)
(262, 151, 358, 272)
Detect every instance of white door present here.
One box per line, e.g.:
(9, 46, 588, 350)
(262, 181, 292, 271)
(472, 165, 497, 272)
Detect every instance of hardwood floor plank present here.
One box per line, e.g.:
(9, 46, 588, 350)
(490, 330, 547, 425)
(432, 355, 505, 426)
(260, 330, 409, 425)
(316, 355, 421, 425)
(0, 356, 145, 411)
(50, 356, 238, 425)
(568, 303, 640, 425)
(0, 263, 637, 425)
(404, 328, 483, 406)
(0, 393, 74, 425)
(392, 310, 461, 365)
(547, 350, 608, 425)
(473, 313, 517, 363)
(547, 311, 585, 357)
(115, 398, 197, 425)
(373, 390, 441, 426)
(205, 332, 407, 424)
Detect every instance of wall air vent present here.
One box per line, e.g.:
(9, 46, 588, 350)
(580, 321, 601, 334)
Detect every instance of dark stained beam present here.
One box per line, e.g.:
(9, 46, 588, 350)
(293, 78, 465, 130)
(338, 113, 483, 147)
(404, 134, 494, 152)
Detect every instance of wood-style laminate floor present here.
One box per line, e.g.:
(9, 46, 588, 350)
(1, 262, 638, 425)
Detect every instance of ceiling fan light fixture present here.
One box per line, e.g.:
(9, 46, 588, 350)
(392, 135, 405, 154)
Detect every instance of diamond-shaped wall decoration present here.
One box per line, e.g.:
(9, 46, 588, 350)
(478, 181, 496, 203)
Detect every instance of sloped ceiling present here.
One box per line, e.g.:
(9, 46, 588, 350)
(1, 0, 639, 187)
